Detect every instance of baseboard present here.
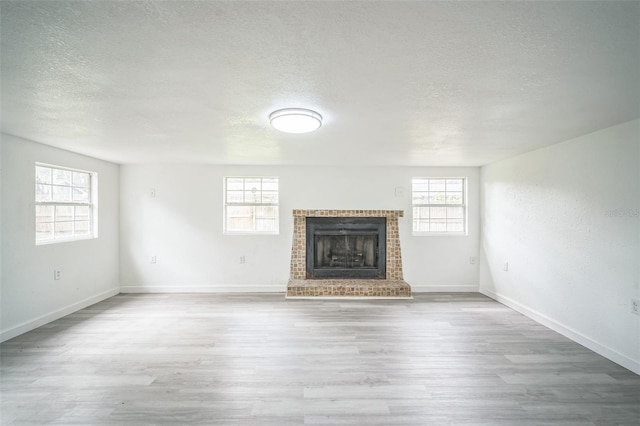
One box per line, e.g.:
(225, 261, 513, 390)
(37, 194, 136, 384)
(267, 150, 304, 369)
(0, 287, 120, 343)
(480, 288, 640, 375)
(120, 285, 477, 294)
(119, 285, 285, 293)
(411, 284, 479, 293)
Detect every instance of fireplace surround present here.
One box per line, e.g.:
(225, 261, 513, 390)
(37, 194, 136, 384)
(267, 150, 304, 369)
(287, 210, 411, 298)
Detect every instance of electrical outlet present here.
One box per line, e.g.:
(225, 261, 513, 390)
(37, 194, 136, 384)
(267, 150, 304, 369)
(632, 298, 640, 315)
(240, 255, 246, 264)
(503, 262, 509, 271)
(150, 188, 156, 198)
(151, 256, 157, 264)
(53, 270, 61, 280)
(469, 256, 477, 265)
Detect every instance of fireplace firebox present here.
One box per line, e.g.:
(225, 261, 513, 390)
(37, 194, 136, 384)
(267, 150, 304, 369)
(306, 217, 386, 279)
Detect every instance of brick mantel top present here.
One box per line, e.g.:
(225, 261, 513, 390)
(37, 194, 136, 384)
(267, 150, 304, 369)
(289, 209, 405, 281)
(292, 209, 403, 218)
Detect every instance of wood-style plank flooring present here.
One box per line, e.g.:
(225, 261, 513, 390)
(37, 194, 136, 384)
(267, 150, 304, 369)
(1, 293, 639, 425)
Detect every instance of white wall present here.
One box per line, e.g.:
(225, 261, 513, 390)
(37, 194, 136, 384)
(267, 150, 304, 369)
(479, 119, 640, 374)
(120, 165, 479, 293)
(0, 134, 120, 342)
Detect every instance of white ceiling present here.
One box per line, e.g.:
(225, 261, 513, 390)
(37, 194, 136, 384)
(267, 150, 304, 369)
(1, 1, 639, 166)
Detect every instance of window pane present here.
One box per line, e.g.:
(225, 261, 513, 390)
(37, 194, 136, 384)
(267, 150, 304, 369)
(413, 219, 429, 233)
(413, 206, 429, 219)
(413, 206, 431, 233)
(428, 192, 445, 204)
(262, 191, 278, 204)
(262, 179, 278, 191)
(412, 180, 428, 192)
(429, 206, 446, 218)
(255, 205, 277, 219)
(74, 221, 91, 235)
(430, 219, 447, 232)
(446, 179, 463, 192)
(226, 206, 254, 232)
(244, 188, 261, 203)
(227, 205, 253, 217)
(54, 221, 73, 238)
(446, 193, 462, 205)
(36, 184, 52, 202)
(36, 166, 52, 184)
(73, 187, 89, 202)
(56, 205, 74, 221)
(447, 206, 463, 219)
(256, 206, 278, 232)
(36, 222, 53, 241)
(52, 185, 72, 202)
(227, 191, 244, 203)
(75, 206, 90, 221)
(429, 180, 446, 191)
(448, 220, 464, 232)
(226, 178, 244, 190)
(255, 219, 277, 232)
(73, 172, 90, 188)
(53, 169, 72, 186)
(36, 205, 54, 223)
(412, 192, 427, 205)
(244, 178, 261, 191)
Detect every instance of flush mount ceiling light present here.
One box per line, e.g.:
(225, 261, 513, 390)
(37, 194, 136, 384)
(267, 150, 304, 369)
(269, 108, 322, 134)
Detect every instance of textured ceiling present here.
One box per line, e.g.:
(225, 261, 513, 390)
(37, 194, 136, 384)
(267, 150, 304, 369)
(1, 1, 639, 166)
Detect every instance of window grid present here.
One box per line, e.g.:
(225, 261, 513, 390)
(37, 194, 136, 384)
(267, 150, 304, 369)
(224, 177, 279, 234)
(35, 164, 95, 244)
(412, 178, 466, 234)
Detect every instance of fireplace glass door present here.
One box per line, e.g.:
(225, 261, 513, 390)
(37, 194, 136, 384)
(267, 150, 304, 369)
(306, 217, 386, 279)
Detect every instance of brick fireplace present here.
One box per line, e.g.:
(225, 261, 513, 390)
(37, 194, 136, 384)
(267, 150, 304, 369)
(287, 209, 412, 298)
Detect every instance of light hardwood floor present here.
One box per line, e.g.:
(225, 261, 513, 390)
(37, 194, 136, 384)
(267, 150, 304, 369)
(1, 293, 639, 425)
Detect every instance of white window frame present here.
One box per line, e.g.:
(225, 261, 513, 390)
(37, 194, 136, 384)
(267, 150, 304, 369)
(412, 177, 467, 236)
(223, 176, 279, 235)
(35, 163, 98, 245)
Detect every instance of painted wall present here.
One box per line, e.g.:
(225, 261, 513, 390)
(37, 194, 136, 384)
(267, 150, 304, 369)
(120, 165, 480, 292)
(0, 134, 120, 341)
(479, 119, 640, 374)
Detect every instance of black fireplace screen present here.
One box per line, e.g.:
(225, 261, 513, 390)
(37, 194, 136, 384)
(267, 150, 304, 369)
(306, 217, 386, 279)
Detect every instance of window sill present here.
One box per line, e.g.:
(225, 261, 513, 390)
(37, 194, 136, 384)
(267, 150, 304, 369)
(412, 232, 467, 237)
(223, 231, 280, 236)
(36, 235, 97, 246)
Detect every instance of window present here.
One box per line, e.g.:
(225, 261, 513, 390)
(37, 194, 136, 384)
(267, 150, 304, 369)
(224, 177, 279, 234)
(412, 177, 466, 235)
(35, 164, 97, 244)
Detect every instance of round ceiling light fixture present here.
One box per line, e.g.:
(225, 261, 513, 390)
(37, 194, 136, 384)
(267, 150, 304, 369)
(269, 108, 322, 134)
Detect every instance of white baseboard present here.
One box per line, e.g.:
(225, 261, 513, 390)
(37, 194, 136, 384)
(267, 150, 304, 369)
(0, 287, 120, 343)
(411, 284, 479, 293)
(120, 285, 285, 293)
(480, 288, 640, 376)
(119, 285, 478, 294)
